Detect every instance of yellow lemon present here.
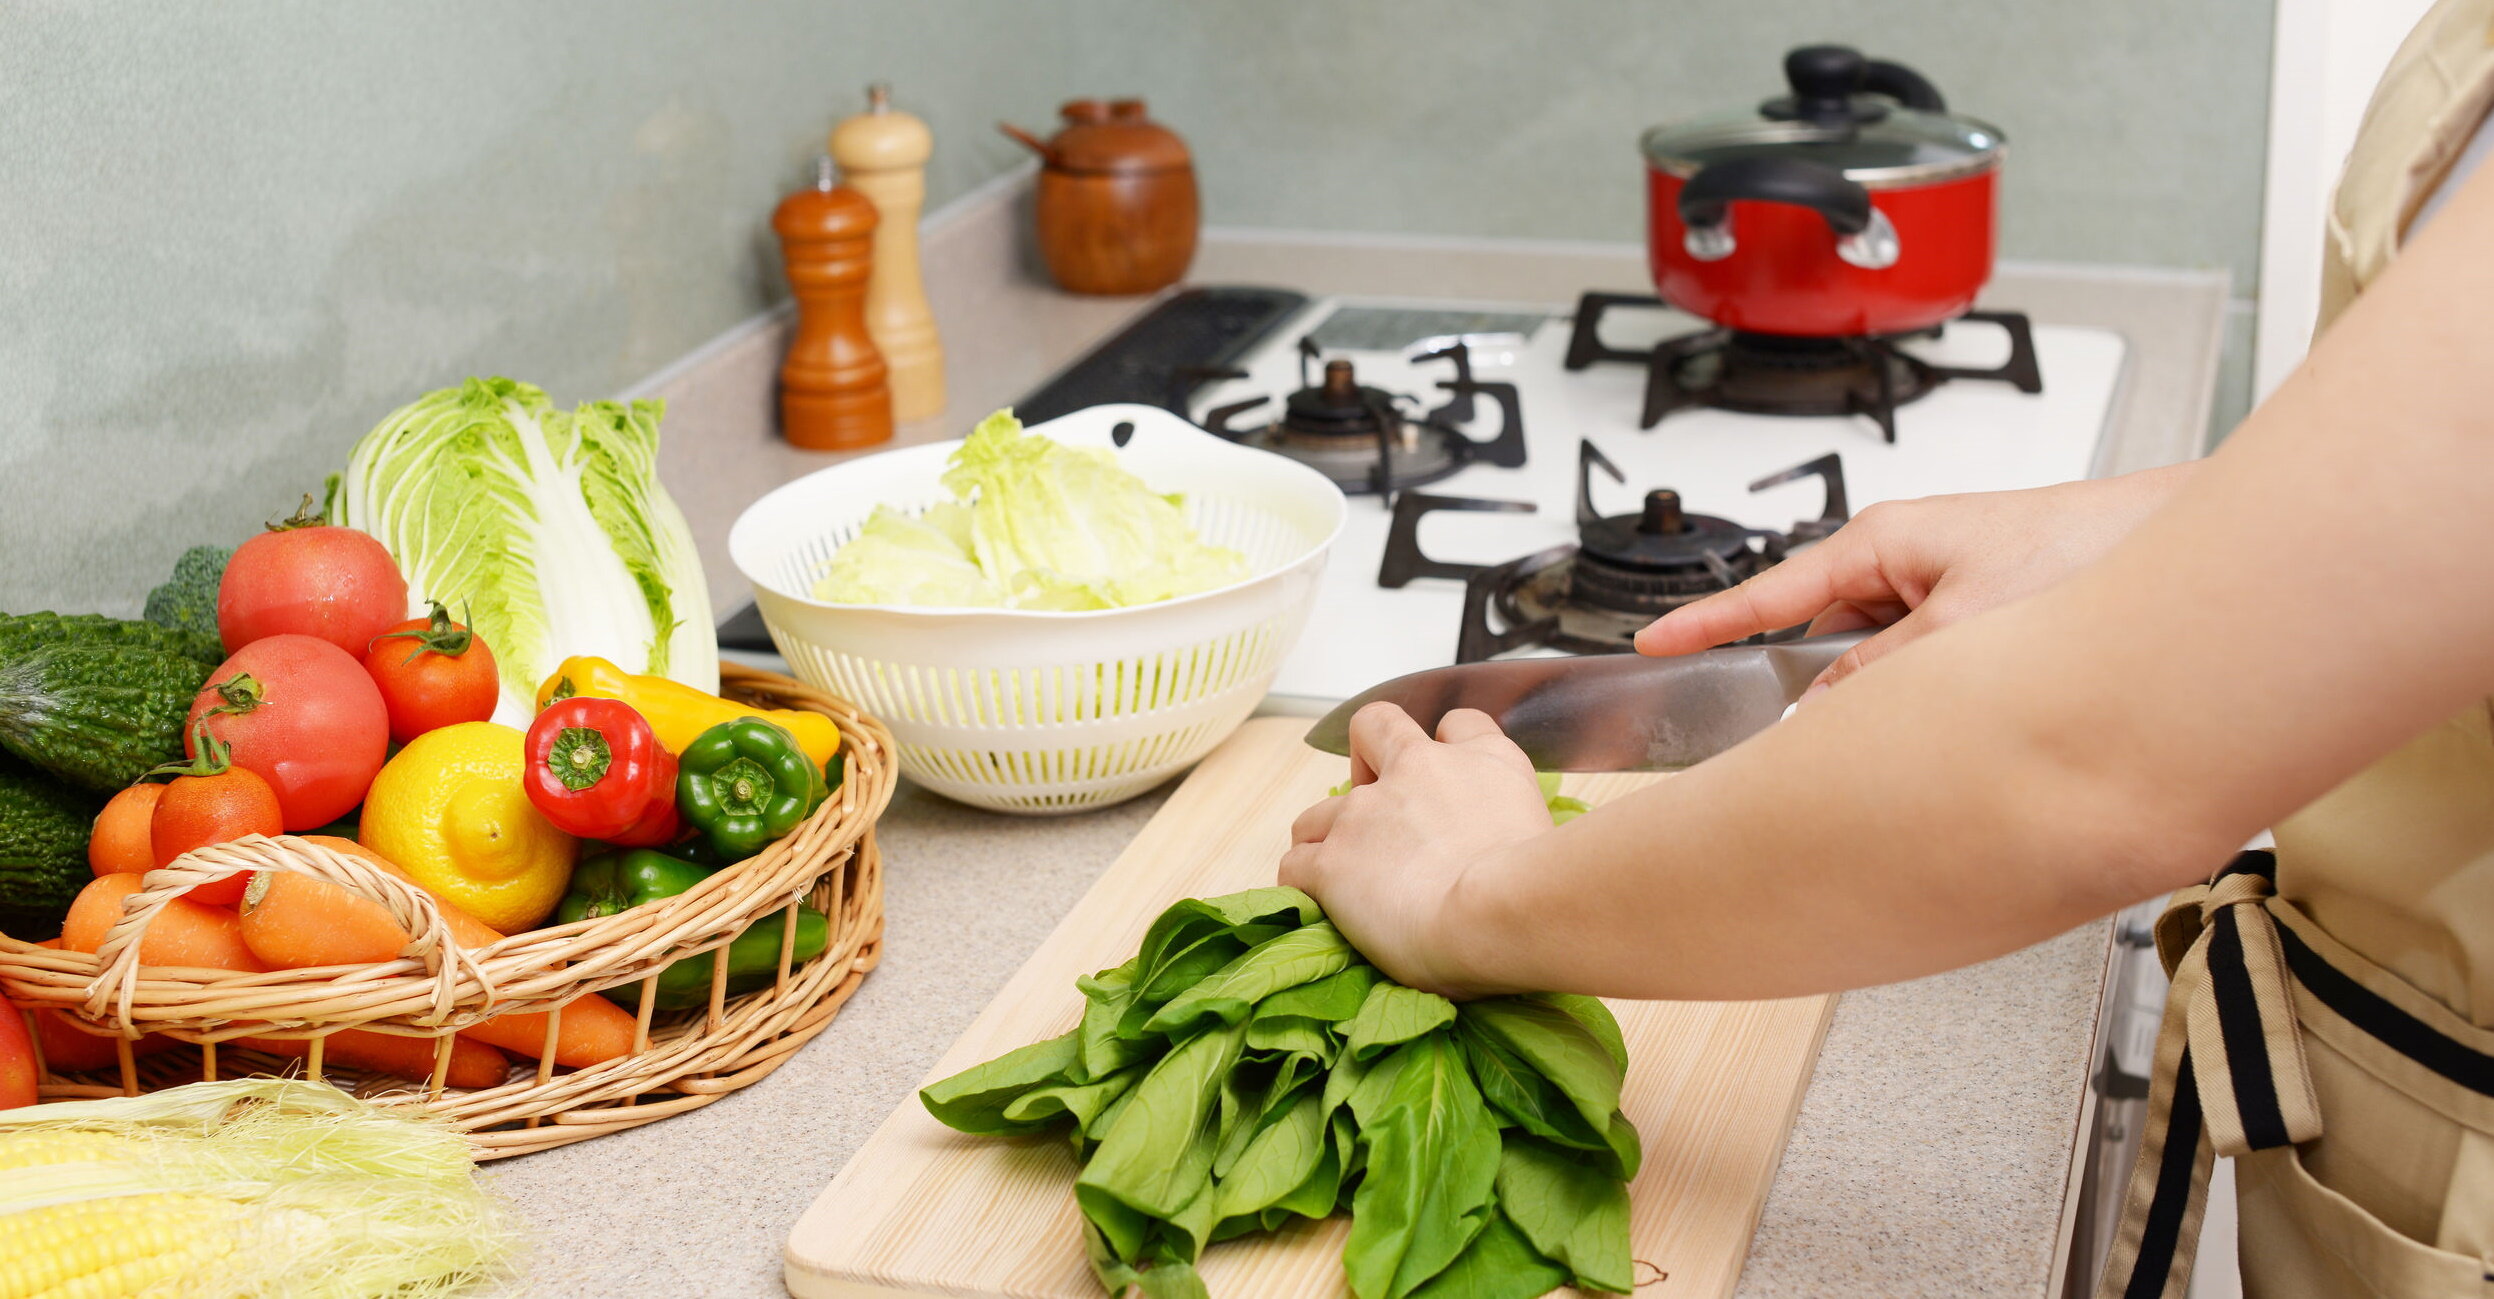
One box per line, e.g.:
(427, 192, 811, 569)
(361, 722, 575, 932)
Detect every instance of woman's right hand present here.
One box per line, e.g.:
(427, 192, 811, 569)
(1634, 461, 2199, 692)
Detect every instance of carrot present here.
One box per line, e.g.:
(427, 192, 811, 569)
(23, 940, 176, 1072)
(241, 1030, 508, 1091)
(60, 874, 267, 972)
(87, 784, 163, 877)
(240, 837, 641, 1068)
(50, 880, 509, 1089)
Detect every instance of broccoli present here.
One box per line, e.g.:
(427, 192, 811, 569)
(142, 544, 232, 637)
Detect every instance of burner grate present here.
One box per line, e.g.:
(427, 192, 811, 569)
(1379, 441, 1849, 663)
(1200, 338, 1526, 495)
(1561, 292, 2043, 442)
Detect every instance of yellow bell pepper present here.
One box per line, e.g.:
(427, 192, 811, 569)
(535, 656, 842, 771)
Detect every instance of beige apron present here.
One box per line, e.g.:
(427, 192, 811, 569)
(2099, 5, 2494, 1294)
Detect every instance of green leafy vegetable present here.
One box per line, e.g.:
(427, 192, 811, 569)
(326, 377, 716, 725)
(813, 409, 1249, 610)
(920, 885, 1637, 1299)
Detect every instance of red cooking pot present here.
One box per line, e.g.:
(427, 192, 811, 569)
(1642, 45, 2005, 338)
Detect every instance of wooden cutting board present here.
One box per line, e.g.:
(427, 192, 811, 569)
(786, 718, 1835, 1299)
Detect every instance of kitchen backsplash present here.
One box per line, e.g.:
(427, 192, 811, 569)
(2, 0, 2272, 615)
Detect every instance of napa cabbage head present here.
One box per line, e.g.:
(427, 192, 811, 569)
(813, 410, 1248, 609)
(327, 377, 716, 725)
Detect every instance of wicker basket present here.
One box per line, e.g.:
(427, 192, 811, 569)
(0, 663, 895, 1159)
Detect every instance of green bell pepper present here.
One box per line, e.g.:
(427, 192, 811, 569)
(558, 848, 832, 1011)
(555, 848, 713, 925)
(676, 717, 826, 861)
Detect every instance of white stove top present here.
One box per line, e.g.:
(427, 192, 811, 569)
(1191, 295, 2129, 705)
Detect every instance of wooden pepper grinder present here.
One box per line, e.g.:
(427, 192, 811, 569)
(831, 83, 945, 422)
(772, 156, 892, 450)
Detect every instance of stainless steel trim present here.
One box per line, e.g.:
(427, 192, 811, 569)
(1684, 220, 1737, 262)
(1835, 209, 1901, 269)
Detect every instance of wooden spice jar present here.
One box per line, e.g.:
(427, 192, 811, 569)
(1001, 99, 1198, 296)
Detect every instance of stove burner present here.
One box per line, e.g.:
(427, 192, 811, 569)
(1561, 292, 2043, 443)
(1378, 441, 1848, 662)
(1200, 338, 1528, 495)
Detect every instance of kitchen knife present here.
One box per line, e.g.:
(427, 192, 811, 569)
(1302, 631, 1868, 772)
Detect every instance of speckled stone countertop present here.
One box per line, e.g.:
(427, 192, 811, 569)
(486, 180, 2224, 1298)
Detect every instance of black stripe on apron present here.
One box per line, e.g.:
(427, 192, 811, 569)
(2208, 907, 2291, 1147)
(2122, 1051, 2207, 1299)
(2274, 922, 2494, 1096)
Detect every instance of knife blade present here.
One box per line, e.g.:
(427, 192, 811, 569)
(1302, 631, 1867, 772)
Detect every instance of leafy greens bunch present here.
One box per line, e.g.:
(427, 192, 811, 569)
(921, 886, 1635, 1299)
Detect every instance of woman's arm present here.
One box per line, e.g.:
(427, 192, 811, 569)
(1284, 160, 2494, 1002)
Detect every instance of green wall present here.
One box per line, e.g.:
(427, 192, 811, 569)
(2, 1, 2271, 616)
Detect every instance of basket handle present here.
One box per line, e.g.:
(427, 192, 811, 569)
(85, 834, 500, 1035)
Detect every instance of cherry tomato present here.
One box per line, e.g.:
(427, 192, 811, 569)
(88, 783, 164, 877)
(187, 635, 388, 831)
(362, 604, 500, 744)
(0, 1003, 32, 1109)
(151, 765, 283, 906)
(218, 497, 408, 658)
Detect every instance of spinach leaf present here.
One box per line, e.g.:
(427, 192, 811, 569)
(1531, 992, 1627, 1071)
(1003, 1063, 1146, 1131)
(1213, 1089, 1330, 1222)
(1404, 1207, 1571, 1299)
(1343, 1033, 1502, 1299)
(1243, 1012, 1337, 1062)
(920, 1030, 1080, 1134)
(1458, 1022, 1608, 1151)
(1145, 922, 1358, 1036)
(1460, 998, 1621, 1140)
(1258, 961, 1382, 1022)
(1497, 1135, 1633, 1293)
(1077, 1022, 1245, 1220)
(1343, 983, 1458, 1060)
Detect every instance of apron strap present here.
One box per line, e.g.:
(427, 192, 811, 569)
(2096, 851, 2324, 1299)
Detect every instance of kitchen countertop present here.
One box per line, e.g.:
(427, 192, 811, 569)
(491, 177, 2227, 1298)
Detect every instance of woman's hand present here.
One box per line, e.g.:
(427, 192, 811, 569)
(1279, 704, 1553, 998)
(1635, 462, 2198, 692)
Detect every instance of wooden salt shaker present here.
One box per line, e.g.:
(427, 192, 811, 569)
(773, 157, 892, 450)
(831, 84, 945, 422)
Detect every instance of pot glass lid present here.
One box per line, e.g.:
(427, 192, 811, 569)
(1642, 106, 2003, 186)
(1642, 46, 2004, 187)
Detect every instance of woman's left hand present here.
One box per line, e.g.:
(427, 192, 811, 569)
(1279, 703, 1554, 997)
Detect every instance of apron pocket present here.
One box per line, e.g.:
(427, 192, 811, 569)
(2235, 1145, 2491, 1298)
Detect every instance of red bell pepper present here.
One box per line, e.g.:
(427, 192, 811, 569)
(523, 697, 680, 847)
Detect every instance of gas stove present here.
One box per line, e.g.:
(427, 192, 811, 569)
(1185, 292, 2127, 704)
(1383, 442, 1847, 661)
(1196, 337, 1527, 494)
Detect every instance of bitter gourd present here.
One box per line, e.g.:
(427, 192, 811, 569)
(0, 643, 209, 793)
(0, 767, 101, 941)
(0, 611, 224, 668)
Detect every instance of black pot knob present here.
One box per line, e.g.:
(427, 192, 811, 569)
(1785, 45, 1866, 112)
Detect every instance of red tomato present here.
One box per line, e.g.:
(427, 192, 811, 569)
(362, 605, 501, 744)
(187, 635, 389, 830)
(0, 999, 33, 1109)
(150, 766, 284, 905)
(217, 503, 408, 658)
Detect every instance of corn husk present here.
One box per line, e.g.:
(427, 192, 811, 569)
(0, 1078, 520, 1297)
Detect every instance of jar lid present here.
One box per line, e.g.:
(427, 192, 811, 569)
(1048, 97, 1191, 174)
(1641, 45, 2003, 188)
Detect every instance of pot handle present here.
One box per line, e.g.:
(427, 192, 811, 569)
(1861, 58, 1946, 112)
(1676, 157, 1899, 270)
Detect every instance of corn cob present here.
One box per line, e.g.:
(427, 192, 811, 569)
(0, 1131, 127, 1174)
(0, 1193, 237, 1298)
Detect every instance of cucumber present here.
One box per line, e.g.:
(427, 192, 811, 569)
(0, 643, 209, 793)
(0, 611, 225, 668)
(0, 767, 102, 941)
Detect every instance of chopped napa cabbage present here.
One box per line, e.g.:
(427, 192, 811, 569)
(813, 410, 1248, 609)
(326, 377, 717, 725)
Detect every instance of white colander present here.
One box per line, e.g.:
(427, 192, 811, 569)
(729, 404, 1347, 814)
